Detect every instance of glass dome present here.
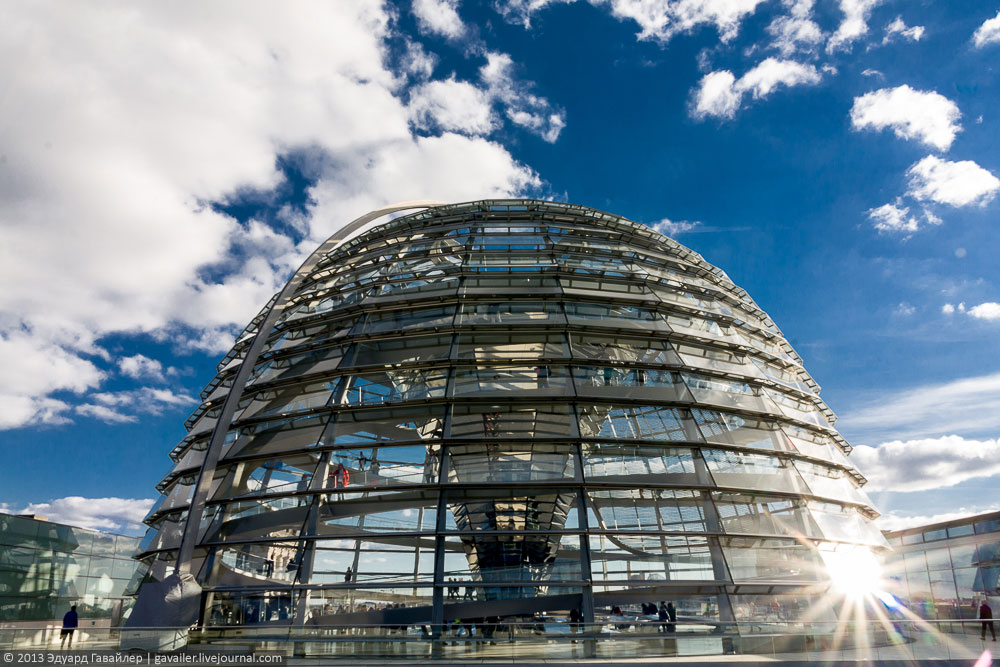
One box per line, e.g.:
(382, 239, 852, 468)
(132, 200, 885, 632)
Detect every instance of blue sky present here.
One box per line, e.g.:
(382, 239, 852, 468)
(1, 0, 999, 534)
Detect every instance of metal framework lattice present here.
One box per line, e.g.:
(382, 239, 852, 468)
(131, 200, 886, 631)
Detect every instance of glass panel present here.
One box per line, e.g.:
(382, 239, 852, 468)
(309, 539, 435, 585)
(448, 442, 576, 482)
(713, 492, 822, 539)
(457, 332, 568, 360)
(572, 366, 692, 402)
(363, 305, 455, 334)
(808, 502, 886, 546)
(266, 316, 359, 354)
(693, 410, 788, 450)
(565, 302, 666, 331)
(326, 445, 441, 487)
(460, 301, 564, 325)
(227, 455, 318, 497)
(238, 379, 339, 420)
(975, 518, 1000, 534)
(570, 333, 680, 365)
(721, 537, 827, 583)
(578, 404, 693, 441)
(448, 489, 578, 533)
(226, 414, 329, 459)
(587, 489, 707, 533)
(703, 449, 811, 495)
(795, 461, 872, 505)
(248, 345, 346, 386)
(449, 404, 573, 439)
(341, 368, 448, 405)
(949, 542, 978, 568)
(581, 443, 696, 482)
(925, 546, 952, 570)
(0, 515, 41, 547)
(453, 364, 570, 397)
(440, 534, 582, 587)
(330, 406, 445, 445)
(904, 551, 927, 573)
(589, 534, 716, 583)
(683, 375, 772, 413)
(674, 342, 749, 376)
(947, 523, 974, 538)
(350, 334, 452, 367)
(463, 275, 560, 293)
(373, 274, 460, 299)
(763, 387, 830, 427)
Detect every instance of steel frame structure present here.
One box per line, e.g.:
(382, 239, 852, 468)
(130, 200, 886, 632)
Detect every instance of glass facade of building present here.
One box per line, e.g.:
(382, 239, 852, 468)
(883, 511, 1000, 621)
(133, 200, 885, 631)
(0, 513, 141, 622)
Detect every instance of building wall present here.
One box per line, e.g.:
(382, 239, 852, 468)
(0, 513, 141, 623)
(883, 511, 1000, 620)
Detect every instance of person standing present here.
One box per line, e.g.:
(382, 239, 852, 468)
(658, 602, 668, 633)
(981, 600, 996, 641)
(666, 602, 677, 633)
(60, 605, 78, 648)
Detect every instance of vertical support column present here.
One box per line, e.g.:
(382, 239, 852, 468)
(684, 409, 736, 633)
(431, 431, 452, 651)
(573, 442, 595, 623)
(293, 450, 332, 626)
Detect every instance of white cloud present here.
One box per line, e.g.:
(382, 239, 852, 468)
(841, 371, 1000, 442)
(497, 0, 767, 44)
(907, 155, 1000, 207)
(75, 403, 138, 424)
(882, 16, 924, 44)
(867, 201, 939, 234)
(599, 0, 768, 43)
(894, 302, 915, 316)
(972, 10, 1000, 48)
(400, 39, 437, 81)
(693, 71, 743, 119)
(650, 219, 702, 235)
(118, 354, 165, 381)
(408, 77, 497, 134)
(76, 386, 196, 424)
(876, 506, 1000, 531)
(412, 0, 466, 40)
(692, 57, 821, 119)
(868, 203, 916, 232)
(851, 435, 1000, 492)
(6, 496, 155, 533)
(861, 68, 882, 78)
(968, 302, 1000, 321)
(850, 86, 961, 152)
(480, 52, 566, 142)
(827, 0, 882, 53)
(766, 0, 823, 55)
(0, 3, 544, 429)
(0, 331, 104, 429)
(942, 303, 955, 314)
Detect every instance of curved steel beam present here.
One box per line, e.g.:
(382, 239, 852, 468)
(173, 200, 443, 575)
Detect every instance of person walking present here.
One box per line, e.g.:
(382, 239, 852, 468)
(981, 600, 996, 641)
(60, 605, 79, 648)
(568, 607, 581, 642)
(658, 602, 669, 633)
(666, 601, 677, 633)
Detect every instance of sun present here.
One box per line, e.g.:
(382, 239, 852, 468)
(821, 547, 884, 599)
